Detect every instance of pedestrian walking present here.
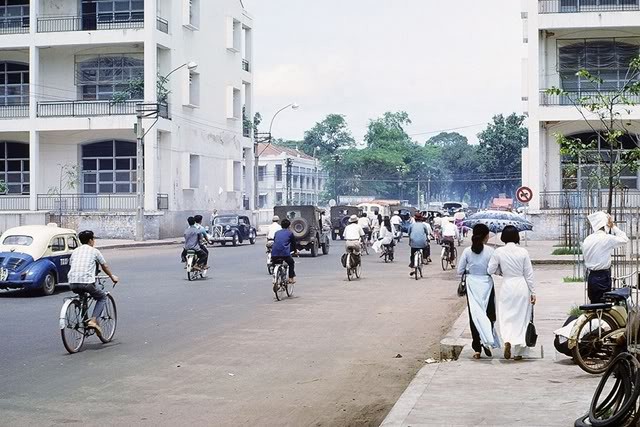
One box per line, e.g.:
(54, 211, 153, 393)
(582, 211, 629, 303)
(488, 225, 536, 360)
(457, 224, 499, 359)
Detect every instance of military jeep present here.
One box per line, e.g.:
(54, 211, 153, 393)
(273, 205, 330, 257)
(330, 206, 362, 240)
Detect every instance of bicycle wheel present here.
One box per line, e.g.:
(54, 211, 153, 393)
(589, 352, 640, 426)
(98, 294, 117, 343)
(363, 243, 369, 256)
(441, 251, 448, 271)
(276, 270, 287, 301)
(451, 247, 458, 268)
(572, 313, 622, 375)
(355, 262, 361, 279)
(286, 275, 294, 297)
(61, 299, 86, 354)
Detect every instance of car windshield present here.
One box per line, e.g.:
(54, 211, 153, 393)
(214, 217, 238, 226)
(3, 235, 34, 246)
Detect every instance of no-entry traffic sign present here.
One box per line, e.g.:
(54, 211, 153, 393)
(516, 186, 533, 204)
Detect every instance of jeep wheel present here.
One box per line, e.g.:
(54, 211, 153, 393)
(310, 240, 318, 257)
(42, 272, 56, 296)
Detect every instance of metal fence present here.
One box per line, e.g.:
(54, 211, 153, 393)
(37, 15, 144, 33)
(0, 104, 29, 119)
(539, 0, 640, 13)
(156, 16, 169, 33)
(37, 100, 140, 117)
(540, 190, 640, 211)
(37, 194, 137, 212)
(540, 90, 640, 106)
(0, 18, 29, 34)
(0, 196, 29, 211)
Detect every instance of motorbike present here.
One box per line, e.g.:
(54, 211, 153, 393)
(185, 250, 208, 281)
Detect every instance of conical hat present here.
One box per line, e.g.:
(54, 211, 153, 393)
(588, 211, 608, 231)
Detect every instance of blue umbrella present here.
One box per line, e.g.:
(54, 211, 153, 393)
(463, 210, 533, 233)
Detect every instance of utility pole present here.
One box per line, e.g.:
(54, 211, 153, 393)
(427, 173, 432, 208)
(333, 154, 340, 204)
(417, 179, 421, 209)
(135, 110, 144, 241)
(285, 157, 293, 205)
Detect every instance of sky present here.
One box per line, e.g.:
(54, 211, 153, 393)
(244, 0, 524, 145)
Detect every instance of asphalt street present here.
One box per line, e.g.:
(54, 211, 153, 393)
(1, 237, 464, 426)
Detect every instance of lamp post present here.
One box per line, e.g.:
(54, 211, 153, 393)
(254, 103, 299, 210)
(134, 62, 198, 241)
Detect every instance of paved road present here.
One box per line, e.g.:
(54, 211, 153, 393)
(0, 238, 464, 426)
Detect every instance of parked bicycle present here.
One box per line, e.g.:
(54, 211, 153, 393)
(272, 259, 293, 301)
(441, 243, 457, 271)
(59, 276, 117, 354)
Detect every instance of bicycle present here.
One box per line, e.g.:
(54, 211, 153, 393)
(272, 259, 293, 301)
(381, 244, 395, 263)
(185, 249, 208, 281)
(411, 250, 424, 280)
(345, 248, 362, 281)
(360, 236, 369, 256)
(59, 276, 117, 354)
(441, 242, 457, 271)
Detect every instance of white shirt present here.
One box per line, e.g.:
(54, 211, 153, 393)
(488, 243, 535, 294)
(69, 245, 106, 284)
(358, 217, 371, 230)
(583, 227, 629, 271)
(344, 223, 365, 240)
(442, 222, 458, 238)
(390, 215, 402, 226)
(267, 222, 281, 240)
(433, 217, 442, 226)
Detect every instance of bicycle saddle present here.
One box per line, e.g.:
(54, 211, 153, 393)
(579, 302, 613, 311)
(272, 259, 284, 265)
(603, 287, 631, 302)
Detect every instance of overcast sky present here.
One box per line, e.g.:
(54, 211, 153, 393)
(244, 0, 524, 145)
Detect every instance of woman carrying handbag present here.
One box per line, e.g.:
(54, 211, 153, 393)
(457, 224, 499, 359)
(488, 225, 537, 361)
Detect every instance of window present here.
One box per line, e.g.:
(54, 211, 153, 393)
(226, 17, 241, 52)
(0, 62, 28, 106)
(67, 236, 79, 250)
(0, 0, 29, 30)
(190, 154, 200, 189)
(96, 0, 144, 24)
(50, 237, 66, 252)
(0, 142, 29, 194)
(258, 195, 267, 208)
(275, 192, 283, 205)
(82, 140, 137, 194)
(258, 165, 266, 182)
(76, 54, 144, 101)
(183, 0, 199, 28)
(559, 38, 640, 94)
(3, 235, 32, 246)
(188, 71, 200, 106)
(275, 164, 283, 181)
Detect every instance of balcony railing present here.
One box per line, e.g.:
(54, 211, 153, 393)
(156, 16, 169, 33)
(539, 0, 640, 13)
(242, 59, 250, 72)
(0, 104, 29, 119)
(0, 195, 29, 211)
(38, 194, 137, 212)
(37, 100, 141, 117)
(0, 17, 29, 34)
(540, 89, 640, 106)
(37, 14, 144, 33)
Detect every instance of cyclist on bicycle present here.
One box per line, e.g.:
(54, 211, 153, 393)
(68, 230, 119, 338)
(358, 213, 372, 243)
(441, 217, 459, 267)
(408, 213, 432, 275)
(271, 218, 297, 284)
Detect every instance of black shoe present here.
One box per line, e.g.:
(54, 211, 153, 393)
(483, 345, 492, 357)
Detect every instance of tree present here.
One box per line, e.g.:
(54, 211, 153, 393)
(302, 114, 355, 158)
(547, 58, 640, 213)
(365, 111, 412, 150)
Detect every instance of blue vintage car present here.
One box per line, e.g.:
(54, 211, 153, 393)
(0, 224, 79, 296)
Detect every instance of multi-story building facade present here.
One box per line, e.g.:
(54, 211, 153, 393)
(0, 0, 254, 238)
(257, 143, 327, 209)
(522, 0, 640, 214)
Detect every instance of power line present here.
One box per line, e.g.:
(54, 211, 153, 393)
(408, 122, 489, 137)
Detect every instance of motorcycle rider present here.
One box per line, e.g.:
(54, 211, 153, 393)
(194, 215, 210, 267)
(183, 216, 208, 270)
(271, 218, 297, 284)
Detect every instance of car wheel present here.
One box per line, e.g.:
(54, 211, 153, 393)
(249, 231, 256, 245)
(221, 241, 226, 246)
(310, 240, 318, 257)
(42, 272, 56, 296)
(232, 234, 238, 246)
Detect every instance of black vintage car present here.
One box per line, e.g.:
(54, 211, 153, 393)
(273, 205, 330, 257)
(210, 214, 257, 246)
(330, 206, 362, 240)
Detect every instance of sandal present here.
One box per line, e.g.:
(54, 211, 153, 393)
(472, 352, 481, 359)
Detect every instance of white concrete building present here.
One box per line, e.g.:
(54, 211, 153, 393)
(256, 143, 327, 209)
(0, 0, 254, 238)
(522, 0, 640, 212)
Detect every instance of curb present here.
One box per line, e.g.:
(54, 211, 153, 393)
(99, 240, 181, 251)
(439, 308, 471, 360)
(532, 259, 576, 265)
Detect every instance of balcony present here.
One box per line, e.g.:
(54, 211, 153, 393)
(0, 17, 29, 34)
(36, 100, 170, 119)
(37, 13, 144, 33)
(0, 195, 29, 211)
(156, 16, 168, 34)
(242, 59, 250, 72)
(539, 0, 640, 13)
(539, 90, 640, 106)
(0, 104, 29, 119)
(38, 193, 136, 212)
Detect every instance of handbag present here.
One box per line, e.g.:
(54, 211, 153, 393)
(526, 305, 538, 347)
(457, 272, 467, 297)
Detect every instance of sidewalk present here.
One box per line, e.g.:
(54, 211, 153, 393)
(381, 266, 599, 427)
(96, 238, 181, 250)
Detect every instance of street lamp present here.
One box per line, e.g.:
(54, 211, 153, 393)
(134, 61, 198, 241)
(254, 103, 299, 210)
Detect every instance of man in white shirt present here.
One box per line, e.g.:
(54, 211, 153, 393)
(583, 211, 629, 303)
(344, 215, 365, 255)
(358, 213, 372, 242)
(266, 215, 281, 249)
(441, 217, 459, 265)
(390, 211, 402, 240)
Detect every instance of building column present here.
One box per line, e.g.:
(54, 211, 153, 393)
(246, 147, 255, 210)
(144, 128, 158, 211)
(29, 130, 39, 211)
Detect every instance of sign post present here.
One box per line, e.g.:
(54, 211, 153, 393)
(516, 186, 534, 247)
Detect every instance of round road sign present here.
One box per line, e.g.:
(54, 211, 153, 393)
(516, 186, 533, 204)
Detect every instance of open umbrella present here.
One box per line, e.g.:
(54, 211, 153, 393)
(463, 210, 533, 233)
